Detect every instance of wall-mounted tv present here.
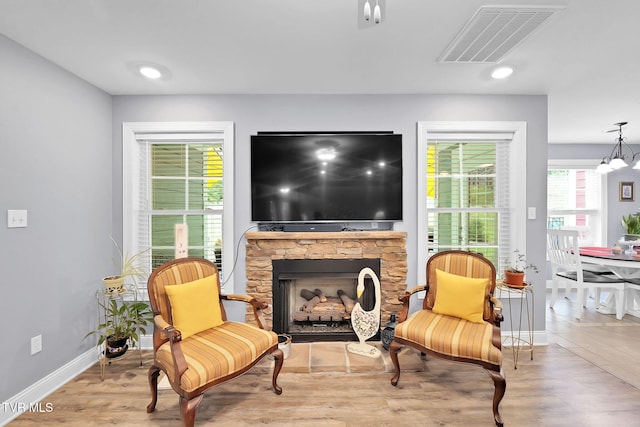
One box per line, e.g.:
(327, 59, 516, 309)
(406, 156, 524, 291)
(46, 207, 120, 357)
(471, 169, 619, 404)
(251, 131, 403, 224)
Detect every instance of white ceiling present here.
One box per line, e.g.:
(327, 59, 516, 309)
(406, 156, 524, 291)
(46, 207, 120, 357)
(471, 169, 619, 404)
(1, 0, 639, 144)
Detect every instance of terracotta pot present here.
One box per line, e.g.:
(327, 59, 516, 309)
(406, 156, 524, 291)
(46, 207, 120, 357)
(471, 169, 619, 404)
(504, 270, 525, 286)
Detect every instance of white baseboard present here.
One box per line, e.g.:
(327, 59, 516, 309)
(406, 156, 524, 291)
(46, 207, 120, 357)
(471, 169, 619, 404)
(140, 334, 153, 350)
(501, 330, 548, 346)
(0, 348, 96, 426)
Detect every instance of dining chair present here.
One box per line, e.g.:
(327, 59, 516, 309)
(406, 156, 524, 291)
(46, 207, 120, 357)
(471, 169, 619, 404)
(547, 229, 626, 320)
(146, 257, 283, 427)
(389, 250, 506, 426)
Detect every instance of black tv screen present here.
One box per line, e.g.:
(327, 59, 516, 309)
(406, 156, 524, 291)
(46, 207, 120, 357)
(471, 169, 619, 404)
(251, 132, 403, 223)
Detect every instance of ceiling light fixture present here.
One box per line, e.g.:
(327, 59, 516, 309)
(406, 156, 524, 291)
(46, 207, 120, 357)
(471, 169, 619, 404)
(363, 0, 371, 21)
(363, 0, 382, 24)
(596, 122, 640, 173)
(138, 66, 162, 79)
(491, 66, 514, 79)
(373, 0, 381, 23)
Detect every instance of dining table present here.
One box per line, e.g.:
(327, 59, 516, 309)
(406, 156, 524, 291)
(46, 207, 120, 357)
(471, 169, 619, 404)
(579, 246, 640, 318)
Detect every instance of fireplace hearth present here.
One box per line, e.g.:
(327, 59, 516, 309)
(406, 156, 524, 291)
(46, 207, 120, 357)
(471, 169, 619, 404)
(273, 258, 380, 342)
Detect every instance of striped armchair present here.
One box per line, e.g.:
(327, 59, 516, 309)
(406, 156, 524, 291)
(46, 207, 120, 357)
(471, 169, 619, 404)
(146, 257, 283, 427)
(389, 250, 506, 427)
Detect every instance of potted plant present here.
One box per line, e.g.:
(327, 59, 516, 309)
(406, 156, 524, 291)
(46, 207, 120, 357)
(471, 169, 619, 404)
(86, 299, 153, 359)
(103, 236, 148, 295)
(503, 249, 539, 287)
(621, 214, 640, 241)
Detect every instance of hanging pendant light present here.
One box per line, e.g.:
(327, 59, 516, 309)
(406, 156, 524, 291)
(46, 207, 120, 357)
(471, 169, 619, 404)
(374, 0, 381, 24)
(596, 160, 613, 174)
(596, 122, 639, 173)
(363, 0, 371, 21)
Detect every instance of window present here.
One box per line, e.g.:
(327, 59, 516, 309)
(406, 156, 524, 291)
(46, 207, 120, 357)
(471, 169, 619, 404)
(123, 122, 235, 293)
(417, 122, 527, 284)
(547, 161, 605, 246)
(426, 141, 501, 262)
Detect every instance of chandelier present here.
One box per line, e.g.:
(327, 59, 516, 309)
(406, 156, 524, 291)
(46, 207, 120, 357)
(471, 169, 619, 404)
(596, 122, 640, 173)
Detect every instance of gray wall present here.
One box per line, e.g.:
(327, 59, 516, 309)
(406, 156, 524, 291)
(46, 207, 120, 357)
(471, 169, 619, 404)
(0, 35, 113, 401)
(112, 94, 549, 328)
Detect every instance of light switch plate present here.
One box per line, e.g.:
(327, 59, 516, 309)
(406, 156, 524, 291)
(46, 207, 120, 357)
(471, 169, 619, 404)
(7, 210, 28, 228)
(527, 207, 536, 220)
(31, 334, 42, 355)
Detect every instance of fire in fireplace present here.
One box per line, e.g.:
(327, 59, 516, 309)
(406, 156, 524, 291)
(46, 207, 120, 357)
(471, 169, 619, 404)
(272, 258, 381, 342)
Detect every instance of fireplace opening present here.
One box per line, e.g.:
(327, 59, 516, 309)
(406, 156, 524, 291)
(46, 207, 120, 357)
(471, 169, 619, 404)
(272, 259, 381, 342)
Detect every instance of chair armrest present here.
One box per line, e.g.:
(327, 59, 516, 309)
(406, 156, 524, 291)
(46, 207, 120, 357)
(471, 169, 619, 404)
(490, 296, 504, 326)
(397, 285, 427, 322)
(221, 294, 271, 330)
(154, 314, 172, 333)
(153, 315, 189, 380)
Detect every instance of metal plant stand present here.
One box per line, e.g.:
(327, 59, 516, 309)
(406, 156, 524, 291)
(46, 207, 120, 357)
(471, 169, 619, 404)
(497, 280, 534, 369)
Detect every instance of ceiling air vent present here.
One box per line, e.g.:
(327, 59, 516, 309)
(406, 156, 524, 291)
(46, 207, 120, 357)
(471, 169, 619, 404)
(438, 5, 565, 63)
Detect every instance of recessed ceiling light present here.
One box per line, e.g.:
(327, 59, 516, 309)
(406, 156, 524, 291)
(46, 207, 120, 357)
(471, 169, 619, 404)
(491, 66, 514, 79)
(139, 66, 162, 79)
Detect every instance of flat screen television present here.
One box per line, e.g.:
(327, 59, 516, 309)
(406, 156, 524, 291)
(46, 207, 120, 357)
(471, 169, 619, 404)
(251, 131, 403, 223)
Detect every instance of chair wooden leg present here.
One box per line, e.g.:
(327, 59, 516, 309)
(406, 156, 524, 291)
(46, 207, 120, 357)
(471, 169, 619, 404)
(487, 368, 506, 427)
(550, 279, 559, 307)
(271, 348, 284, 395)
(575, 286, 585, 320)
(563, 281, 570, 299)
(389, 340, 402, 386)
(146, 365, 161, 413)
(615, 288, 625, 320)
(179, 394, 204, 427)
(594, 287, 602, 309)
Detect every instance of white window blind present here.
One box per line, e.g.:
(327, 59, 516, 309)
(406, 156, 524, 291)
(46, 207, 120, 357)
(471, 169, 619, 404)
(123, 122, 235, 294)
(426, 137, 511, 270)
(418, 122, 527, 285)
(137, 139, 224, 270)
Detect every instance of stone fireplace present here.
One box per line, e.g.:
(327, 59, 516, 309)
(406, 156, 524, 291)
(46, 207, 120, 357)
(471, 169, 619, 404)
(245, 231, 407, 342)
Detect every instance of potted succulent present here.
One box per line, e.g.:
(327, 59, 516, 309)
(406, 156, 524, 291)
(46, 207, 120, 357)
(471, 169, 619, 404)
(103, 236, 148, 295)
(621, 214, 640, 241)
(503, 249, 539, 287)
(86, 299, 153, 359)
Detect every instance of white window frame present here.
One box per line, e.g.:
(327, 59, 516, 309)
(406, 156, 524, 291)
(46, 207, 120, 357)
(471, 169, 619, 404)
(122, 121, 235, 294)
(417, 121, 527, 285)
(547, 159, 608, 246)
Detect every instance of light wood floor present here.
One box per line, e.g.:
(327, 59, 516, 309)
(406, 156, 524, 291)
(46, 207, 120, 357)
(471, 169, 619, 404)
(10, 290, 640, 426)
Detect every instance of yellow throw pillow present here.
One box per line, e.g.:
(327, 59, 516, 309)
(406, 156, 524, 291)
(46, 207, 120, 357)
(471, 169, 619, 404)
(164, 274, 223, 339)
(432, 269, 488, 323)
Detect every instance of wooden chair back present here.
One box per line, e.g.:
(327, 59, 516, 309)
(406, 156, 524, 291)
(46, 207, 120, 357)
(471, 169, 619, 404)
(424, 250, 497, 321)
(546, 229, 582, 279)
(147, 257, 226, 350)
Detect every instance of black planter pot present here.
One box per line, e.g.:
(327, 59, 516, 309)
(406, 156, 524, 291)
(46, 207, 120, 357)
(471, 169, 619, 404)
(105, 335, 129, 359)
(381, 314, 397, 351)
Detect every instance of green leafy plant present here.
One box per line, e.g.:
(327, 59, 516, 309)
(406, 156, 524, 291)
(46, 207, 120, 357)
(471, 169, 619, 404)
(85, 299, 153, 348)
(621, 214, 640, 235)
(504, 249, 539, 274)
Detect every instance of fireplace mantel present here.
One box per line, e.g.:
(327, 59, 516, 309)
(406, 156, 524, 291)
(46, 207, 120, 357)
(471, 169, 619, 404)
(246, 231, 405, 240)
(245, 231, 407, 330)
